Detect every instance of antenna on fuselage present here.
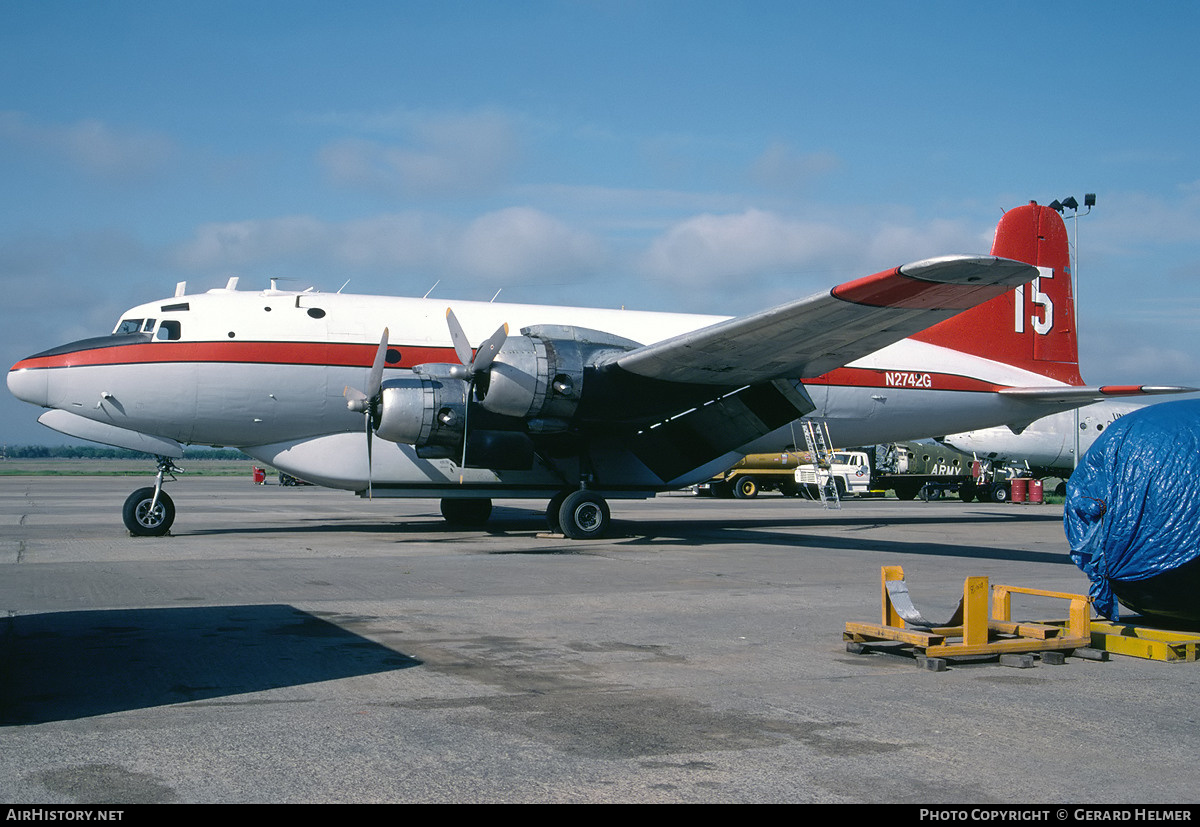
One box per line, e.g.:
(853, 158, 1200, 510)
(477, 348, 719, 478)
(226, 277, 240, 291)
(174, 282, 187, 298)
(490, 288, 502, 302)
(423, 280, 440, 299)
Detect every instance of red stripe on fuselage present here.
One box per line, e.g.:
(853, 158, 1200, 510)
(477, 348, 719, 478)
(807, 366, 1005, 393)
(10, 341, 461, 372)
(831, 267, 1011, 310)
(9, 341, 1011, 394)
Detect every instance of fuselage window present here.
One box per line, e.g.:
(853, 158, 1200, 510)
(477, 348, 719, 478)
(157, 320, 182, 341)
(115, 319, 143, 334)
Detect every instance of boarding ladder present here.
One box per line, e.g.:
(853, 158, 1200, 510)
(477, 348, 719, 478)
(801, 419, 841, 509)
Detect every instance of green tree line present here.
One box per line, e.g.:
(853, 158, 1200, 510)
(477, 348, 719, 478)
(1, 445, 249, 460)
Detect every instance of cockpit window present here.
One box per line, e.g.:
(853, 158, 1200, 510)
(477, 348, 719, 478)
(157, 320, 182, 341)
(142, 318, 156, 332)
(115, 318, 144, 334)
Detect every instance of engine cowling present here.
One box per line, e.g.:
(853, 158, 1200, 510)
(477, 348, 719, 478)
(375, 375, 467, 449)
(475, 325, 638, 429)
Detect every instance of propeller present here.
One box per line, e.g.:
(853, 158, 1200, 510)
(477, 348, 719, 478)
(446, 307, 507, 379)
(345, 327, 390, 498)
(443, 308, 507, 469)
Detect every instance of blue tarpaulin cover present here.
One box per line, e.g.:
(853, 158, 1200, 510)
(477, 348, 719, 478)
(1065, 399, 1200, 620)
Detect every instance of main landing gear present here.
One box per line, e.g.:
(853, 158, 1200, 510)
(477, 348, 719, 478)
(437, 490, 612, 539)
(545, 490, 611, 539)
(122, 456, 180, 536)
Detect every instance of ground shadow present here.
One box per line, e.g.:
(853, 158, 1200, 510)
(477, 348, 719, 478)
(0, 604, 420, 725)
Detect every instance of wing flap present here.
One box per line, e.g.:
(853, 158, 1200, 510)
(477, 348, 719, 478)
(612, 255, 1038, 385)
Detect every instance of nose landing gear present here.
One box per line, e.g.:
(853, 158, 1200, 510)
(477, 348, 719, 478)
(122, 456, 181, 536)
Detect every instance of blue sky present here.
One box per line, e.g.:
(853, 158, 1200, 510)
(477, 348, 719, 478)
(4, 1, 1200, 445)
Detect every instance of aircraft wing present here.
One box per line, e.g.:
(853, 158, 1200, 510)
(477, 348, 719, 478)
(611, 255, 1038, 385)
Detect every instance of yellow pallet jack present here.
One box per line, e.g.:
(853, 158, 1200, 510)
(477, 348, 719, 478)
(844, 566, 1094, 668)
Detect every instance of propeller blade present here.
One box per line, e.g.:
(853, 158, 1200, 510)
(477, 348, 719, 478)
(445, 308, 474, 368)
(367, 327, 390, 400)
(366, 416, 374, 499)
(471, 323, 509, 373)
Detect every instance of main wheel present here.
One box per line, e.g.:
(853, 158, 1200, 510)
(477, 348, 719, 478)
(122, 487, 175, 536)
(732, 476, 759, 499)
(440, 498, 493, 526)
(557, 490, 611, 540)
(545, 491, 569, 533)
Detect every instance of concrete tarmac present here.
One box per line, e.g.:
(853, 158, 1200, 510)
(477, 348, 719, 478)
(1, 476, 1195, 804)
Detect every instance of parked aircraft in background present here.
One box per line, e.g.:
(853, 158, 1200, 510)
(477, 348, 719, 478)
(938, 400, 1152, 478)
(8, 202, 1191, 538)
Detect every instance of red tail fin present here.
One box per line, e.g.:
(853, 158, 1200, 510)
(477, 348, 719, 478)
(911, 201, 1082, 385)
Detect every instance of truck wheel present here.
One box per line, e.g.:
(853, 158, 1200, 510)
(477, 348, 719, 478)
(894, 483, 918, 501)
(958, 483, 977, 502)
(732, 477, 759, 499)
(990, 484, 1010, 504)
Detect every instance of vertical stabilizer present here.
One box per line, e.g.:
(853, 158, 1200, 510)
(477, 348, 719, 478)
(911, 202, 1082, 385)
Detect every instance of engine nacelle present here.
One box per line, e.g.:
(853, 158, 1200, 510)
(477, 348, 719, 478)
(375, 376, 468, 449)
(475, 325, 637, 426)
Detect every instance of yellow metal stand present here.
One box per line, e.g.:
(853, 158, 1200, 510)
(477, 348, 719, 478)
(1085, 618, 1200, 663)
(844, 566, 1093, 659)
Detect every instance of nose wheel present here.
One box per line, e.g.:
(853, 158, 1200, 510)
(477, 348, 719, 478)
(123, 487, 176, 536)
(122, 456, 180, 536)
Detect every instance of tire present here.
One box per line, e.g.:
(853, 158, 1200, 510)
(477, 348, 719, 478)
(894, 483, 918, 501)
(545, 491, 569, 533)
(122, 487, 175, 536)
(440, 498, 493, 526)
(990, 484, 1010, 504)
(732, 476, 759, 499)
(557, 490, 611, 540)
(958, 483, 977, 502)
(711, 481, 734, 499)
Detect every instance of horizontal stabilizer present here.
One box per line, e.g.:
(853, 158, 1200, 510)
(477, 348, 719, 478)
(999, 385, 1199, 404)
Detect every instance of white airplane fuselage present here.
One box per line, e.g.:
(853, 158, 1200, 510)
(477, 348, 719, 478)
(940, 400, 1149, 473)
(9, 284, 1080, 496)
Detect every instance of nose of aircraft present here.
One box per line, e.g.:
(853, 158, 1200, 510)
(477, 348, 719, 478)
(7, 360, 49, 406)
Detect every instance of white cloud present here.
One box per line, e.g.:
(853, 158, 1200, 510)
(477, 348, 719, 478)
(749, 142, 841, 190)
(640, 209, 856, 286)
(453, 207, 605, 280)
(172, 208, 604, 286)
(0, 111, 175, 182)
(318, 108, 520, 197)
